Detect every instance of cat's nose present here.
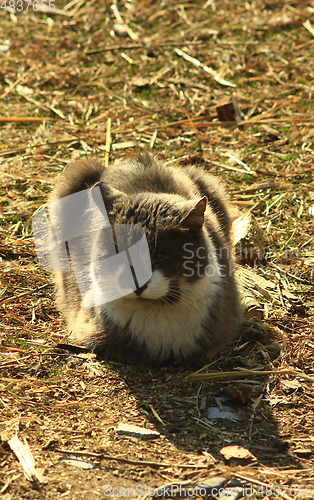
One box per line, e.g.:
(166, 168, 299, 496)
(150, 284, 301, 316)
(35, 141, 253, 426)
(134, 283, 148, 296)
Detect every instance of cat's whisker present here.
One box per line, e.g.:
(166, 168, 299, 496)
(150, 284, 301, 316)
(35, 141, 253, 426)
(161, 290, 189, 306)
(167, 285, 203, 306)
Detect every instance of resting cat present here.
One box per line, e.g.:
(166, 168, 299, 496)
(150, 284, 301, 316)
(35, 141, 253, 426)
(48, 152, 242, 364)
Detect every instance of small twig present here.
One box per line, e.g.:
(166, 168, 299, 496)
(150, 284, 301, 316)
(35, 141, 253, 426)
(228, 181, 289, 194)
(8, 435, 46, 484)
(185, 112, 200, 136)
(86, 40, 204, 56)
(281, 227, 297, 249)
(299, 236, 313, 249)
(234, 472, 292, 500)
(191, 417, 219, 433)
(150, 129, 158, 149)
(111, 0, 123, 23)
(265, 192, 287, 216)
(64, 0, 82, 11)
(268, 263, 313, 286)
(187, 367, 314, 383)
(0, 356, 33, 368)
(0, 117, 50, 123)
(0, 284, 51, 306)
(174, 48, 236, 88)
(54, 449, 208, 469)
(207, 159, 255, 175)
(37, 5, 74, 15)
(111, 0, 137, 40)
(203, 0, 215, 8)
(276, 282, 289, 313)
(248, 394, 263, 441)
(0, 139, 78, 158)
(105, 117, 112, 167)
(196, 383, 203, 419)
(303, 19, 314, 37)
(295, 39, 314, 50)
(149, 405, 166, 426)
(149, 66, 171, 85)
(1, 65, 36, 100)
(16, 90, 66, 120)
(224, 152, 251, 172)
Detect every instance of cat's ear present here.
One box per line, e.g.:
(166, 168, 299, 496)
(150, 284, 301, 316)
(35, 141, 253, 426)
(91, 181, 124, 213)
(181, 197, 207, 228)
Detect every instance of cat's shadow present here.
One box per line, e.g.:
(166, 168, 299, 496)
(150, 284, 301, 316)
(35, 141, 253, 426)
(107, 324, 302, 471)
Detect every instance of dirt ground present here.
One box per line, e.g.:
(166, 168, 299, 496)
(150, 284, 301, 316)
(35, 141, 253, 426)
(1, 1, 314, 499)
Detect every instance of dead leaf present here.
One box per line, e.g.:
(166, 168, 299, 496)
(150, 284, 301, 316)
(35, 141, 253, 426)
(220, 445, 257, 465)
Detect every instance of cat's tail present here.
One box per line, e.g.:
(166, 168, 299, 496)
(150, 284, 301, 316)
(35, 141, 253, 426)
(51, 159, 105, 201)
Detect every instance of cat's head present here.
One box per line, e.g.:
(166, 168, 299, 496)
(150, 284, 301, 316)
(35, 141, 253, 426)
(91, 182, 219, 303)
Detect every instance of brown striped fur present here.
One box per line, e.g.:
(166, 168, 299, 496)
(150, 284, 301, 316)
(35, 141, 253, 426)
(49, 152, 242, 364)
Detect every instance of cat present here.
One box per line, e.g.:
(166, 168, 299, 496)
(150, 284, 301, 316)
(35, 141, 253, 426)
(48, 152, 242, 365)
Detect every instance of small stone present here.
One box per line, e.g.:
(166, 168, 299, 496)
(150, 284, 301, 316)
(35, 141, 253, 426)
(113, 23, 129, 37)
(207, 405, 239, 420)
(196, 475, 227, 494)
(280, 379, 301, 394)
(294, 448, 312, 458)
(117, 423, 160, 440)
(131, 76, 150, 87)
(61, 457, 96, 470)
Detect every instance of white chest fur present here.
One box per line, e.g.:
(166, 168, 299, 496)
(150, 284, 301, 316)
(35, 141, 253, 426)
(104, 270, 221, 358)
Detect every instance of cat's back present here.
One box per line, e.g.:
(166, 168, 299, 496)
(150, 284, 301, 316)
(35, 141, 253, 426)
(52, 152, 224, 201)
(98, 152, 198, 199)
(51, 153, 182, 201)
(51, 152, 231, 240)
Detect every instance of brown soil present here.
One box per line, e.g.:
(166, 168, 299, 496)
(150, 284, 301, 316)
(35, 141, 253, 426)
(1, 1, 314, 499)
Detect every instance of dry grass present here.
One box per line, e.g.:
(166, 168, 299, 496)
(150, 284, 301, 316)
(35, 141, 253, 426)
(1, 0, 314, 498)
